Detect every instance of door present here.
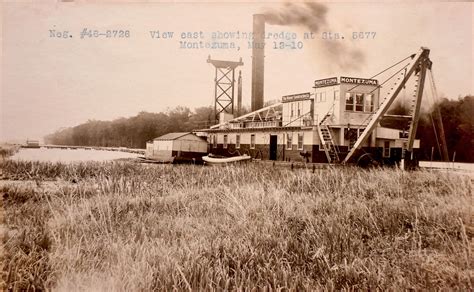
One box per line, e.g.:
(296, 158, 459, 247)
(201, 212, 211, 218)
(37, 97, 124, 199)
(269, 135, 277, 160)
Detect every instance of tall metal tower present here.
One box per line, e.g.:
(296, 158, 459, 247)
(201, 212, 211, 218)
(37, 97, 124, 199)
(207, 56, 243, 123)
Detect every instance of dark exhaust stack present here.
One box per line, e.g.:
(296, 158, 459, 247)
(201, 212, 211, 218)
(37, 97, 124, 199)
(251, 14, 265, 112)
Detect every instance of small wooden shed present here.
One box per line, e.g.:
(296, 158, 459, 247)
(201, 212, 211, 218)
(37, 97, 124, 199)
(145, 132, 208, 163)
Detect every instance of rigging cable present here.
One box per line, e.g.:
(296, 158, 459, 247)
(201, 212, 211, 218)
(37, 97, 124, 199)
(429, 111, 442, 159)
(428, 69, 449, 161)
(347, 54, 415, 92)
(350, 62, 411, 134)
(426, 78, 442, 158)
(367, 63, 411, 95)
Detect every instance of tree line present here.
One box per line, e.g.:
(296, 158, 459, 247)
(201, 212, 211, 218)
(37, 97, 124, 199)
(416, 95, 472, 162)
(45, 96, 472, 162)
(44, 106, 215, 149)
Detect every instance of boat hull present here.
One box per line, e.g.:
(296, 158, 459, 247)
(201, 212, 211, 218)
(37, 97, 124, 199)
(202, 155, 251, 165)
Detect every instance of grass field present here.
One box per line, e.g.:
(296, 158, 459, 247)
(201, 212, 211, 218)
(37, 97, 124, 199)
(0, 160, 472, 290)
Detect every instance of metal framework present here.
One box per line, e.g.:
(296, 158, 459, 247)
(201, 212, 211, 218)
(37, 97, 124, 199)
(210, 102, 282, 129)
(207, 56, 243, 123)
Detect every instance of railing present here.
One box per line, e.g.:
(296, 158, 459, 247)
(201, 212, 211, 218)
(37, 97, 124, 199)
(319, 103, 336, 126)
(228, 120, 282, 129)
(43, 145, 145, 154)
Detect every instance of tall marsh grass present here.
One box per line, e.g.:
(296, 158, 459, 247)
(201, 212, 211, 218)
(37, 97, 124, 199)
(0, 161, 472, 290)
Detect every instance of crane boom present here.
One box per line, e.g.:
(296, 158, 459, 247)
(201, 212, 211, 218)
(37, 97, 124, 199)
(343, 47, 431, 164)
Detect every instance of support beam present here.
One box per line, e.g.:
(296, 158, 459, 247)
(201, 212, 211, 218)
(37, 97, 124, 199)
(237, 70, 242, 116)
(407, 55, 429, 150)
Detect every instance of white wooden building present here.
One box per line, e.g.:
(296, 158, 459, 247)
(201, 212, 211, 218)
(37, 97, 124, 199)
(145, 132, 208, 163)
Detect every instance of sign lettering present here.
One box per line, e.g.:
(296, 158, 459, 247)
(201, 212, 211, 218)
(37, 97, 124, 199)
(282, 92, 311, 102)
(314, 77, 338, 88)
(340, 76, 378, 86)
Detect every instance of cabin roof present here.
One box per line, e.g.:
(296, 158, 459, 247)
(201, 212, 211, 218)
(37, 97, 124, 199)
(153, 132, 207, 142)
(153, 132, 190, 141)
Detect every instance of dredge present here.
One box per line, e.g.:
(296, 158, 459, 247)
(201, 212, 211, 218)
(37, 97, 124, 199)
(196, 15, 446, 168)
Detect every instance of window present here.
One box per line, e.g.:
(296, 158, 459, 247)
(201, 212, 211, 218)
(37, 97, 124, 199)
(355, 93, 364, 112)
(345, 93, 367, 112)
(236, 134, 240, 149)
(383, 141, 390, 157)
(286, 133, 292, 150)
(320, 92, 326, 102)
(297, 133, 304, 150)
(223, 135, 228, 149)
(297, 102, 301, 117)
(213, 135, 217, 148)
(345, 93, 354, 111)
(315, 92, 326, 103)
(290, 103, 294, 117)
(364, 94, 374, 112)
(250, 134, 256, 149)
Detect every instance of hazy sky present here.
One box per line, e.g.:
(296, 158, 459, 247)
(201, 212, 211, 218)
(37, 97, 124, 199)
(1, 1, 472, 142)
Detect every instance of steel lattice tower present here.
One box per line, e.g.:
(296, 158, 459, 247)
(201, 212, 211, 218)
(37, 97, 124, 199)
(207, 56, 243, 123)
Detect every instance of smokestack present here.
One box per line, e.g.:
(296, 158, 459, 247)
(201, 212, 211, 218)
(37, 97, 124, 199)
(237, 70, 242, 116)
(251, 14, 265, 112)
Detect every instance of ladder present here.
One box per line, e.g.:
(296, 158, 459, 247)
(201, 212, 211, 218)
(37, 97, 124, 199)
(318, 124, 340, 163)
(317, 103, 340, 163)
(349, 138, 356, 150)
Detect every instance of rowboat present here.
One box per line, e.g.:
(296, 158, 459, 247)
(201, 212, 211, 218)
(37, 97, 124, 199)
(202, 154, 251, 165)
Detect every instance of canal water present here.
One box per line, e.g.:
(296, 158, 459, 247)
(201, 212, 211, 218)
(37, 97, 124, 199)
(10, 148, 139, 163)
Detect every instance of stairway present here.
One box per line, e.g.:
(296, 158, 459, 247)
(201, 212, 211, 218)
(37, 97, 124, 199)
(317, 124, 340, 163)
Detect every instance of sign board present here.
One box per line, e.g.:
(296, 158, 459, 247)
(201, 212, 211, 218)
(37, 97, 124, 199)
(340, 76, 378, 86)
(282, 92, 311, 103)
(314, 77, 338, 88)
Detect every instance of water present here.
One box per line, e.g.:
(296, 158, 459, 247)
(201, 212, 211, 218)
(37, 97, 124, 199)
(10, 148, 140, 163)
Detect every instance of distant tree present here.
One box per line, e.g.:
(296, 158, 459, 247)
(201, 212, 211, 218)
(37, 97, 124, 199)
(417, 95, 473, 162)
(44, 106, 218, 149)
(239, 105, 251, 116)
(189, 106, 214, 129)
(263, 99, 280, 107)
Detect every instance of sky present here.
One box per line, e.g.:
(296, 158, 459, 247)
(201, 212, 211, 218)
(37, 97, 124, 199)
(1, 0, 473, 142)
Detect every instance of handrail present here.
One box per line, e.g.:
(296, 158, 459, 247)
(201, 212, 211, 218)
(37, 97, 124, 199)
(319, 102, 336, 126)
